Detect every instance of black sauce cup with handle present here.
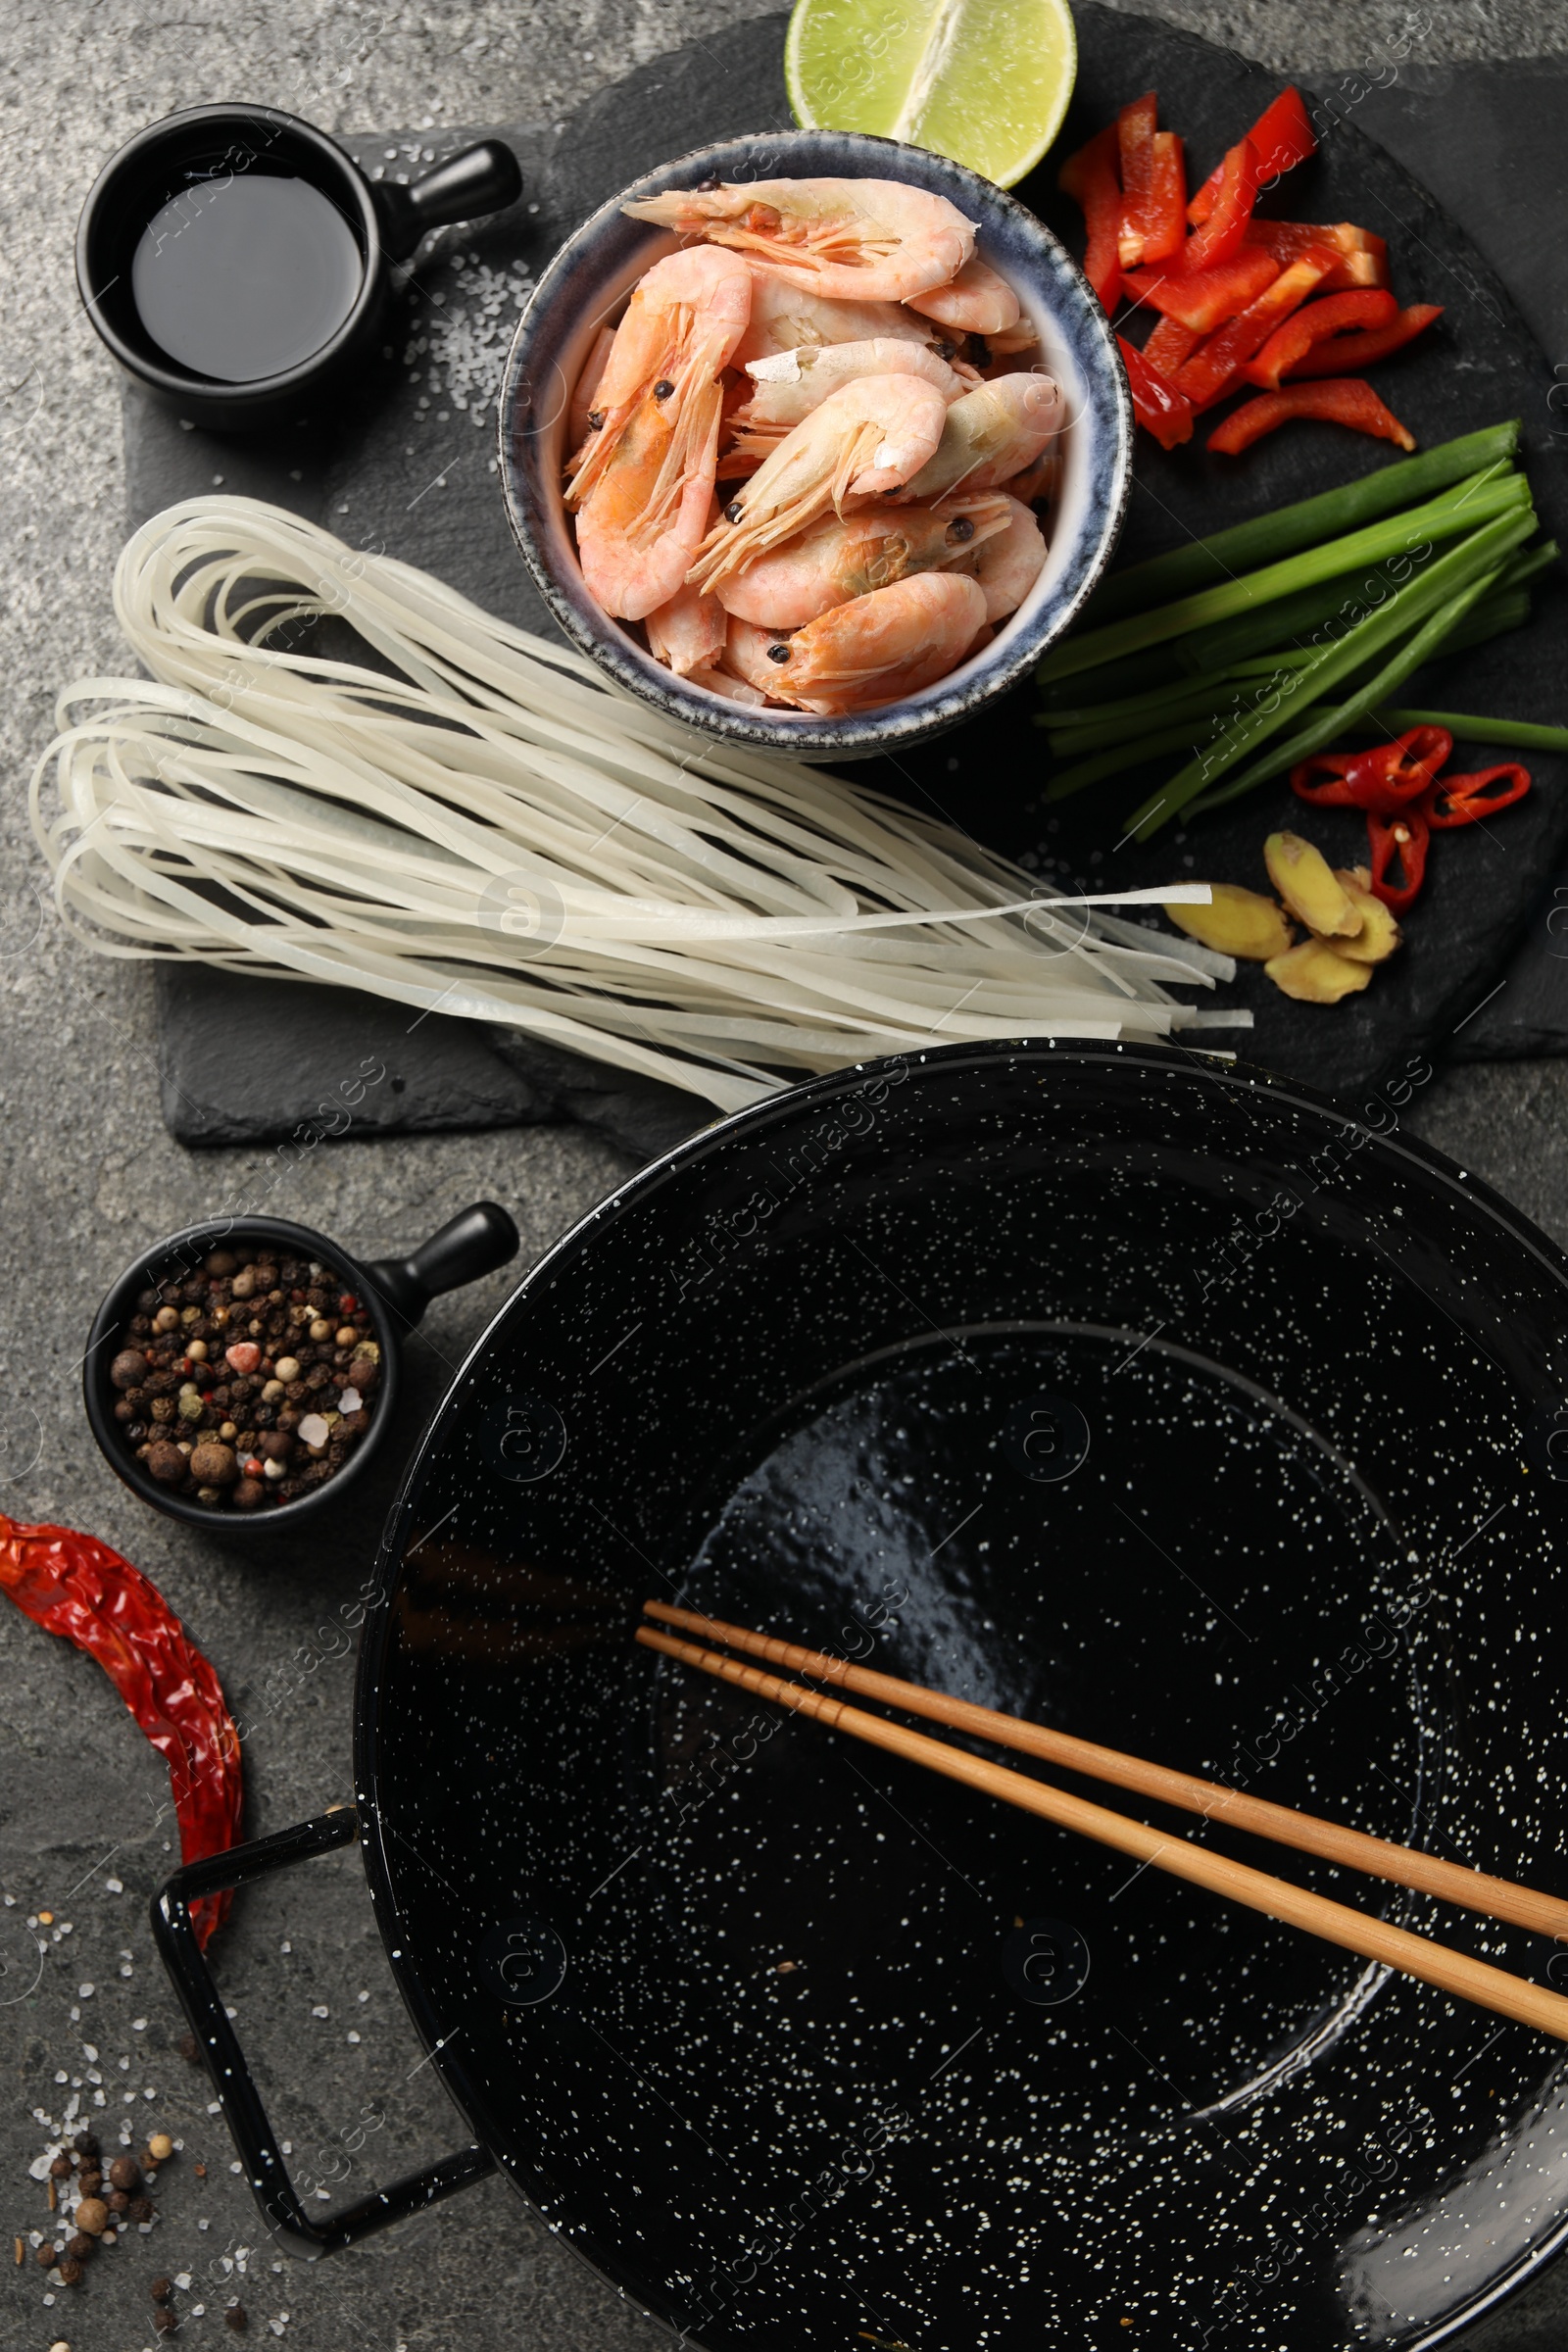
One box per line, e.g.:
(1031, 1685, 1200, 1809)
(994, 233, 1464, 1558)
(82, 1202, 519, 1534)
(75, 103, 523, 433)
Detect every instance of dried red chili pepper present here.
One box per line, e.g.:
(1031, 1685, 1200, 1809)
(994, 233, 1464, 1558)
(1366, 807, 1430, 914)
(0, 1514, 242, 1946)
(1292, 726, 1452, 811)
(1427, 763, 1532, 828)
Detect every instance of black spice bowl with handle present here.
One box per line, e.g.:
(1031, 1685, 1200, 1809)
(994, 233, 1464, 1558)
(151, 1043, 1568, 2345)
(83, 1202, 518, 1533)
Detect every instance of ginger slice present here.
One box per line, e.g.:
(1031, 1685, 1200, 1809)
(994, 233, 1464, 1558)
(1265, 937, 1373, 1004)
(1264, 831, 1362, 938)
(1165, 883, 1294, 962)
(1332, 869, 1401, 965)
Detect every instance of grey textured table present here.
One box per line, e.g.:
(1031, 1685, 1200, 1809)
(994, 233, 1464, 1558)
(4, 7, 1568, 2351)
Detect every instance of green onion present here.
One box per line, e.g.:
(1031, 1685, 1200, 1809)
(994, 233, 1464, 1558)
(1043, 670, 1277, 754)
(1037, 472, 1529, 686)
(1042, 710, 1245, 803)
(1120, 506, 1537, 838)
(1353, 709, 1568, 754)
(1181, 565, 1508, 817)
(1075, 423, 1521, 626)
(1176, 558, 1416, 676)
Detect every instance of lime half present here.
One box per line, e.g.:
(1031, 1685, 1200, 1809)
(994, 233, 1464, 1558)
(786, 0, 1078, 190)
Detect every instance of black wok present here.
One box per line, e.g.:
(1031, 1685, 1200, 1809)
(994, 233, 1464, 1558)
(154, 1041, 1568, 2349)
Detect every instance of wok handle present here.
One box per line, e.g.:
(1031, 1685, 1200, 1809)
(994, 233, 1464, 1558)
(150, 1806, 495, 2259)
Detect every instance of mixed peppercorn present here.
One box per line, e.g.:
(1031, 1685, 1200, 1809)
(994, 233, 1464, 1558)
(108, 1245, 380, 1511)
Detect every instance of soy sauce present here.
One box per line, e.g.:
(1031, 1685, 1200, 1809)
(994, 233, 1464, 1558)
(131, 173, 363, 384)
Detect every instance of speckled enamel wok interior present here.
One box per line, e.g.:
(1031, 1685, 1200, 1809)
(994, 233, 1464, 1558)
(354, 1041, 1568, 2349)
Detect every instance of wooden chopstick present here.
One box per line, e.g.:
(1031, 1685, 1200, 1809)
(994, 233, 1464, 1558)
(637, 1622, 1568, 2041)
(644, 1600, 1568, 1943)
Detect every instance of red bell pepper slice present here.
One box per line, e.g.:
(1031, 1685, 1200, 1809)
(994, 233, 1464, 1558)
(1119, 335, 1194, 450)
(1116, 91, 1158, 267)
(1059, 122, 1124, 310)
(1172, 249, 1338, 410)
(1367, 807, 1430, 913)
(1207, 376, 1417, 456)
(1140, 132, 1188, 265)
(1123, 245, 1279, 332)
(1143, 314, 1199, 377)
(1292, 727, 1452, 811)
(1182, 136, 1261, 271)
(1427, 763, 1532, 827)
(1242, 288, 1400, 390)
(1244, 220, 1391, 290)
(1283, 303, 1445, 379)
(1190, 86, 1316, 222)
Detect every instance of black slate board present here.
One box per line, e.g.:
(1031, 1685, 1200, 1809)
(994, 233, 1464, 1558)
(131, 12, 1568, 1155)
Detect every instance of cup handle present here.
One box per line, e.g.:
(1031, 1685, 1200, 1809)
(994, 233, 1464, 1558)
(361, 1200, 519, 1328)
(150, 1808, 495, 2258)
(372, 139, 523, 262)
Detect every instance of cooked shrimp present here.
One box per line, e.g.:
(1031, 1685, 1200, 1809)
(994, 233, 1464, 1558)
(574, 399, 717, 619)
(688, 373, 949, 594)
(906, 254, 1021, 336)
(734, 271, 954, 368)
(567, 323, 616, 454)
(691, 660, 771, 707)
(731, 338, 963, 456)
(951, 495, 1047, 622)
(716, 491, 1010, 630)
(645, 581, 728, 675)
(724, 572, 988, 713)
(899, 372, 1064, 500)
(564, 246, 752, 509)
(622, 178, 975, 304)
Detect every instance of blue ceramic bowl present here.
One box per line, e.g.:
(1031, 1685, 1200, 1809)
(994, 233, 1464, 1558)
(497, 126, 1132, 759)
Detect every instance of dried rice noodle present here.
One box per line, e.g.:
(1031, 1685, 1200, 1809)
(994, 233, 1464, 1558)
(31, 498, 1245, 1113)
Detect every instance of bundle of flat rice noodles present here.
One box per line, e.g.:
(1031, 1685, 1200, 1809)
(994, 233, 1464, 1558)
(31, 498, 1246, 1113)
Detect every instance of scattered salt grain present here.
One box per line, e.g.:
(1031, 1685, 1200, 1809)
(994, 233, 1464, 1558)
(104, 1877, 122, 1894)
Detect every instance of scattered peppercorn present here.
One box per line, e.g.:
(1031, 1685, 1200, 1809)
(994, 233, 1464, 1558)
(155, 2307, 177, 2335)
(57, 2256, 83, 2286)
(148, 2132, 174, 2164)
(151, 2274, 173, 2301)
(107, 1246, 380, 1510)
(72, 2133, 99, 2160)
(225, 2307, 249, 2332)
(65, 2232, 92, 2261)
(109, 2155, 141, 2192)
(74, 2197, 108, 2236)
(48, 2155, 71, 2180)
(128, 2196, 155, 2224)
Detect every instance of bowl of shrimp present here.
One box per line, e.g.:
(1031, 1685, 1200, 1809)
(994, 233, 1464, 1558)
(498, 127, 1132, 757)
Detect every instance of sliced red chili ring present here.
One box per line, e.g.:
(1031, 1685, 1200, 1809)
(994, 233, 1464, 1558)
(1366, 807, 1430, 914)
(1427, 763, 1532, 828)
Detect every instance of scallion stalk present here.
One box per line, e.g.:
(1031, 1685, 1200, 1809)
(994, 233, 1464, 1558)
(1120, 507, 1537, 838)
(1181, 567, 1507, 816)
(1043, 670, 1279, 754)
(1075, 424, 1521, 626)
(1038, 473, 1530, 686)
(1355, 709, 1568, 754)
